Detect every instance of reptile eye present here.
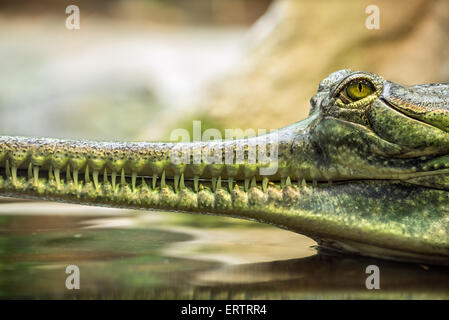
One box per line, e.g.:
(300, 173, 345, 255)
(344, 80, 374, 101)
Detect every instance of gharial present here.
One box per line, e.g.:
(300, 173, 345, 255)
(1, 70, 449, 265)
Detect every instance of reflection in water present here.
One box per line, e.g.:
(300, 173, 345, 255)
(0, 200, 448, 299)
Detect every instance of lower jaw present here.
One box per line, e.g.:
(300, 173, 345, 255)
(317, 238, 449, 266)
(2, 170, 449, 264)
(0, 167, 317, 212)
(2, 166, 449, 208)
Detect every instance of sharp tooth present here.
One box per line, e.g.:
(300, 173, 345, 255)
(121, 168, 126, 187)
(141, 176, 148, 189)
(228, 177, 234, 191)
(93, 170, 99, 190)
(111, 171, 117, 189)
(179, 173, 185, 189)
(103, 168, 108, 184)
(328, 180, 333, 186)
(216, 176, 222, 190)
(211, 176, 217, 192)
(262, 177, 269, 192)
(281, 177, 286, 188)
(66, 165, 71, 182)
(11, 165, 17, 184)
(85, 165, 90, 183)
(251, 176, 257, 188)
(225, 166, 239, 191)
(5, 159, 10, 178)
(28, 162, 33, 180)
(174, 174, 179, 192)
(161, 170, 166, 188)
(301, 178, 307, 187)
(49, 166, 54, 181)
(73, 169, 79, 186)
(132, 172, 137, 191)
(244, 178, 250, 192)
(194, 175, 199, 192)
(313, 180, 317, 187)
(286, 176, 291, 186)
(152, 174, 157, 190)
(54, 168, 61, 188)
(33, 166, 39, 185)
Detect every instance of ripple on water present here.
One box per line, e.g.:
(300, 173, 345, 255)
(0, 201, 448, 299)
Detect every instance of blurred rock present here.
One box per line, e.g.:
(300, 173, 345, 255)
(192, 0, 449, 131)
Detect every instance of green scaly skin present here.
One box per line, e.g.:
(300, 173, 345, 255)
(1, 70, 449, 264)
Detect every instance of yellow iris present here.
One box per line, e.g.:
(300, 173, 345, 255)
(345, 81, 374, 101)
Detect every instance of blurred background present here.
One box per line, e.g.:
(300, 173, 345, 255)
(1, 0, 449, 299)
(1, 0, 448, 141)
(0, 0, 271, 140)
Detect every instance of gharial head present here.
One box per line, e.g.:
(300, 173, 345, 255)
(1, 69, 449, 265)
(302, 69, 449, 188)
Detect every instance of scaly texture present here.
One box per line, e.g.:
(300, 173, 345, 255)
(1, 69, 449, 264)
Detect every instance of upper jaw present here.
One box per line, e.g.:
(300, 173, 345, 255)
(0, 124, 316, 194)
(381, 81, 449, 133)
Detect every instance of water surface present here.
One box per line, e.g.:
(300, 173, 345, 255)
(0, 199, 448, 299)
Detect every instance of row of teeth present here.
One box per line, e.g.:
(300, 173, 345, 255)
(0, 159, 318, 193)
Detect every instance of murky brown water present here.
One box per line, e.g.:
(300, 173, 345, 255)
(1, 199, 449, 299)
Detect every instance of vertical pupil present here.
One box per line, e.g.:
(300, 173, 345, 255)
(358, 83, 362, 92)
